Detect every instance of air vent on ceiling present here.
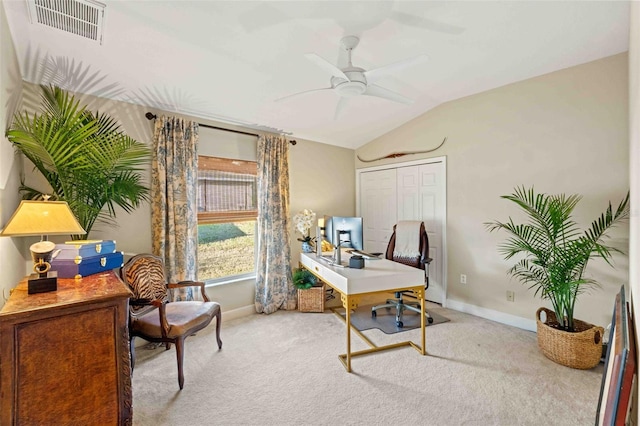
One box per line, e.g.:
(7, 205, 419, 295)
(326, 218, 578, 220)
(27, 0, 106, 44)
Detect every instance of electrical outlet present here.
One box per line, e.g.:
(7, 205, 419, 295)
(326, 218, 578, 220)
(460, 274, 467, 284)
(506, 290, 515, 302)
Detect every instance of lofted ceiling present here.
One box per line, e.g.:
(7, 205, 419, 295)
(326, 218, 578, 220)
(2, 1, 630, 149)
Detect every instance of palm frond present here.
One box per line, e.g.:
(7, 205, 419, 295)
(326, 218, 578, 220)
(7, 85, 151, 237)
(489, 186, 629, 331)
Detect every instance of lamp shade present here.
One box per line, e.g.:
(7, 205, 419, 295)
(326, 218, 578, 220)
(0, 200, 86, 237)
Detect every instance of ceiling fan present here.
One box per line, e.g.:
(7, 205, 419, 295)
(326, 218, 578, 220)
(276, 35, 428, 118)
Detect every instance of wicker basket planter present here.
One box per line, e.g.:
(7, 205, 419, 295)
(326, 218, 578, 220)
(298, 284, 325, 313)
(536, 307, 604, 370)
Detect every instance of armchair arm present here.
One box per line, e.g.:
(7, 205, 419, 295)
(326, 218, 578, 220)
(421, 257, 433, 289)
(129, 298, 164, 307)
(168, 280, 210, 302)
(129, 298, 171, 337)
(129, 298, 153, 307)
(156, 300, 170, 337)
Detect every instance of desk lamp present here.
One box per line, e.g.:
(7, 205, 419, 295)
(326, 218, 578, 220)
(1, 198, 86, 294)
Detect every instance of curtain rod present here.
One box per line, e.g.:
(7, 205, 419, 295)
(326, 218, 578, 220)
(145, 112, 296, 145)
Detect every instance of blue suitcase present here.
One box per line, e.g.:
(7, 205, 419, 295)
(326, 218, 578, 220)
(51, 251, 124, 279)
(55, 240, 117, 262)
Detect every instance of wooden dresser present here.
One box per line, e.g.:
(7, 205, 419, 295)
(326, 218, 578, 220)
(0, 270, 133, 425)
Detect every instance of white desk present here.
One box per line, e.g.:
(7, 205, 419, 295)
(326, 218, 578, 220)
(300, 251, 426, 372)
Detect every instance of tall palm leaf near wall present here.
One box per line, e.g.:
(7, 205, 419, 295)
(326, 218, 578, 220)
(486, 186, 629, 331)
(6, 85, 151, 239)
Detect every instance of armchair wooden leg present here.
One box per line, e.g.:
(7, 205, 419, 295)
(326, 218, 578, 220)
(175, 338, 185, 390)
(215, 311, 222, 349)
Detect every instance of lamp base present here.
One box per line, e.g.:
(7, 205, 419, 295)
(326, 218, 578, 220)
(28, 271, 57, 294)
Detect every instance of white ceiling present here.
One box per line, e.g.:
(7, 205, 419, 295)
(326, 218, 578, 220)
(2, 1, 630, 149)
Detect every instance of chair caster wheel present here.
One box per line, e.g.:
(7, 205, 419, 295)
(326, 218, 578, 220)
(396, 321, 403, 328)
(428, 317, 434, 324)
(371, 310, 377, 318)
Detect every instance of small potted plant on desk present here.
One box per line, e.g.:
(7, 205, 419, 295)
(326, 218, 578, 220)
(293, 267, 325, 313)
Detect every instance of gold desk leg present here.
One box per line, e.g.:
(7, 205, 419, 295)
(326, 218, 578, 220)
(340, 293, 360, 372)
(418, 287, 426, 355)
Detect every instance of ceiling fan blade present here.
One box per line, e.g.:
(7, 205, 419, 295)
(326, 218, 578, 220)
(304, 53, 349, 81)
(364, 54, 429, 85)
(274, 87, 332, 102)
(390, 11, 465, 35)
(363, 84, 414, 105)
(334, 97, 350, 120)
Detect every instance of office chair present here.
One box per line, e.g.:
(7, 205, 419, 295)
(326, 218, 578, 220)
(371, 221, 433, 327)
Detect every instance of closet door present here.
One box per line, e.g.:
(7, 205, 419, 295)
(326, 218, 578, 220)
(397, 166, 420, 220)
(358, 158, 447, 305)
(360, 168, 397, 254)
(397, 162, 446, 304)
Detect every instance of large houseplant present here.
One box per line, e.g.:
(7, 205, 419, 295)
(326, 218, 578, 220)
(486, 186, 629, 368)
(6, 85, 150, 239)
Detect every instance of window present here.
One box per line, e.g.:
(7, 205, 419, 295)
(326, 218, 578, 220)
(197, 155, 257, 281)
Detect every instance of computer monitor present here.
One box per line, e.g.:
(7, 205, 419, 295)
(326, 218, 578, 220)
(323, 216, 363, 251)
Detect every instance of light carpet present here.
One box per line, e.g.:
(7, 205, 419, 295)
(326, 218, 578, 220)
(132, 302, 603, 425)
(337, 304, 450, 334)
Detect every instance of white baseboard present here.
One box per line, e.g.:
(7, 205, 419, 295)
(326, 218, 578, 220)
(222, 304, 256, 321)
(220, 301, 538, 332)
(446, 299, 537, 332)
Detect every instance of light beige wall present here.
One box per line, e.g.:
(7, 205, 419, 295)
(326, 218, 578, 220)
(357, 53, 629, 328)
(289, 137, 356, 260)
(17, 85, 355, 312)
(0, 3, 26, 306)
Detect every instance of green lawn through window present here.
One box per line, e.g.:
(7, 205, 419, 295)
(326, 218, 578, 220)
(198, 221, 255, 280)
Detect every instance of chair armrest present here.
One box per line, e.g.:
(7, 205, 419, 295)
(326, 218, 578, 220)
(422, 258, 432, 289)
(130, 298, 166, 307)
(129, 298, 152, 307)
(129, 298, 170, 336)
(168, 280, 210, 302)
(157, 300, 170, 337)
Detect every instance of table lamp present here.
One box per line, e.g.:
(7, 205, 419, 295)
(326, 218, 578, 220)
(1, 199, 86, 294)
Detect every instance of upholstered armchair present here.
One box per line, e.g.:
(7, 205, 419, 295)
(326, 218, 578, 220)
(120, 253, 222, 389)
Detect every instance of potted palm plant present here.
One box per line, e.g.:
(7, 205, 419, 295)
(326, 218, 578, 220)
(6, 85, 150, 239)
(486, 186, 629, 369)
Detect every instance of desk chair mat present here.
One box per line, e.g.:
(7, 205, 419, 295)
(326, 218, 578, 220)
(339, 305, 450, 334)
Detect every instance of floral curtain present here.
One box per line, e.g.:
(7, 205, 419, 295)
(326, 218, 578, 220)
(255, 134, 295, 313)
(151, 116, 199, 288)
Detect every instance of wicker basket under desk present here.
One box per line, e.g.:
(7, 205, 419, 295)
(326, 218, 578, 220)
(297, 283, 325, 312)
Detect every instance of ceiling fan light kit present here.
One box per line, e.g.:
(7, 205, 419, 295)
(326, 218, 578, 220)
(333, 76, 367, 97)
